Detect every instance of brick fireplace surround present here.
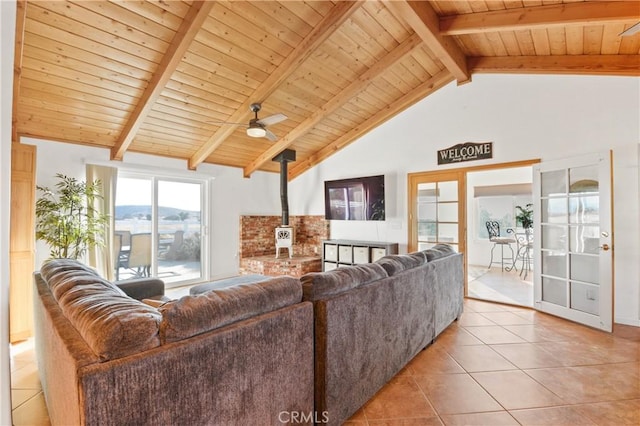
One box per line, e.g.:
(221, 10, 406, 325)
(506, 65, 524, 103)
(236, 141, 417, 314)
(239, 215, 329, 277)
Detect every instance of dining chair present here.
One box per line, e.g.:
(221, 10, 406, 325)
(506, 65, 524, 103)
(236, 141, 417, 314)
(513, 227, 533, 279)
(485, 221, 516, 271)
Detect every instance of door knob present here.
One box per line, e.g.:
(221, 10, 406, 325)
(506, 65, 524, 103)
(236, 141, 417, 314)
(599, 244, 610, 251)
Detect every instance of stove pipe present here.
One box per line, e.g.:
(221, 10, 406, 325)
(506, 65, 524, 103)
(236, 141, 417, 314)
(272, 149, 296, 226)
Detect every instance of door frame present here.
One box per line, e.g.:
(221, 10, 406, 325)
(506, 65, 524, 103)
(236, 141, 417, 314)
(408, 159, 540, 298)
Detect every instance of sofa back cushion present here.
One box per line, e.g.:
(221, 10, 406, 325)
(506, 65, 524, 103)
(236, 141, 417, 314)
(424, 244, 456, 261)
(301, 263, 388, 301)
(159, 276, 302, 343)
(39, 259, 162, 361)
(375, 252, 426, 276)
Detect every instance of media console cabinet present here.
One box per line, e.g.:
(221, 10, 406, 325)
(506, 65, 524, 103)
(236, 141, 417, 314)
(322, 239, 399, 271)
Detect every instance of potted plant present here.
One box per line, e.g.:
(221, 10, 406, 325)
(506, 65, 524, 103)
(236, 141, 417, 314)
(35, 173, 109, 259)
(515, 203, 533, 229)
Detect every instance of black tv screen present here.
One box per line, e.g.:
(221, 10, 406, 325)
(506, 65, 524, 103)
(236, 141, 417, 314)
(324, 175, 385, 221)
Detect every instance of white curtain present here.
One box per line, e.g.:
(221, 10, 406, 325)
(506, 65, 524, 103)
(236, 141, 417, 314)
(86, 164, 118, 280)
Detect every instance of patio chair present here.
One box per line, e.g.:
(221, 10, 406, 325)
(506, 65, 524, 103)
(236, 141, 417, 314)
(485, 221, 516, 271)
(119, 233, 152, 278)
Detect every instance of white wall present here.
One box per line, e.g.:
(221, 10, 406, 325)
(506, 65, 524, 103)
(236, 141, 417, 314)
(1, 1, 16, 423)
(23, 138, 282, 281)
(289, 74, 640, 326)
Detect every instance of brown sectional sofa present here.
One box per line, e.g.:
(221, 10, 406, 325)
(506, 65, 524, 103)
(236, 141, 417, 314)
(33, 259, 314, 425)
(33, 244, 462, 426)
(301, 244, 464, 425)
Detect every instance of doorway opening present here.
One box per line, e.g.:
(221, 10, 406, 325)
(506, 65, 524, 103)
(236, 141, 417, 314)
(466, 166, 534, 307)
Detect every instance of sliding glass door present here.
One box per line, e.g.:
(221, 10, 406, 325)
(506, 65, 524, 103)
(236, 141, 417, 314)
(114, 174, 206, 287)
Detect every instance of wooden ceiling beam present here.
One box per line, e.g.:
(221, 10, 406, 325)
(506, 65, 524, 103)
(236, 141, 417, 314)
(243, 32, 424, 178)
(187, 1, 363, 170)
(110, 0, 213, 161)
(440, 1, 640, 35)
(289, 69, 455, 180)
(12, 0, 28, 144)
(469, 55, 640, 77)
(383, 0, 470, 84)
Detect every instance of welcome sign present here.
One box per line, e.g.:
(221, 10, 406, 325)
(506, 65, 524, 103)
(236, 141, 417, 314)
(438, 142, 493, 165)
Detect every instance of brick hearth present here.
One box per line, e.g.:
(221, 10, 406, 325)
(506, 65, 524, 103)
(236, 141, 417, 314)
(239, 215, 329, 277)
(239, 255, 322, 278)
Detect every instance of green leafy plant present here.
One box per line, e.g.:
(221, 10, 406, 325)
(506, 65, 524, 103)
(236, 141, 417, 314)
(515, 203, 533, 229)
(35, 174, 109, 259)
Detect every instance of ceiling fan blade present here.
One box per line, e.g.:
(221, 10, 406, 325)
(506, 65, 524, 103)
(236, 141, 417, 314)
(257, 113, 287, 126)
(264, 129, 278, 141)
(620, 21, 640, 37)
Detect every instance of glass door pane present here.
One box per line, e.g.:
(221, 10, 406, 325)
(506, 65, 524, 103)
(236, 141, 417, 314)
(114, 177, 153, 281)
(415, 179, 460, 252)
(157, 180, 203, 284)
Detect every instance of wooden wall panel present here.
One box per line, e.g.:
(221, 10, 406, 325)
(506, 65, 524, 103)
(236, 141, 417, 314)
(10, 143, 36, 343)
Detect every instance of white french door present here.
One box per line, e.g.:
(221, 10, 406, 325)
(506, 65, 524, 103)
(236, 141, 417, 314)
(533, 152, 613, 331)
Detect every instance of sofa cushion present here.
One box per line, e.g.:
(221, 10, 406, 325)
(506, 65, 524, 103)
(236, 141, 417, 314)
(159, 276, 302, 343)
(39, 259, 162, 362)
(424, 244, 456, 261)
(301, 263, 388, 301)
(375, 252, 426, 276)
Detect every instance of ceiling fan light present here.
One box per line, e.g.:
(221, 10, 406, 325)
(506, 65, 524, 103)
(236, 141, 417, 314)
(247, 126, 266, 138)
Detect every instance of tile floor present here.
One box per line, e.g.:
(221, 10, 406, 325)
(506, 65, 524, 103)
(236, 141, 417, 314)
(468, 265, 534, 307)
(10, 298, 640, 425)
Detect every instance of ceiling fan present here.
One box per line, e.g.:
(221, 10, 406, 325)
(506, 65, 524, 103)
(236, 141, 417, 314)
(210, 103, 288, 141)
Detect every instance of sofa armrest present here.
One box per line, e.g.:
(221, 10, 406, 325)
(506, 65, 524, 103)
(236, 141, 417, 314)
(116, 278, 166, 301)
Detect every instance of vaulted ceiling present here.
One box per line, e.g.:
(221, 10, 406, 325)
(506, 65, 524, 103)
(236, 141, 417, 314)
(12, 1, 640, 179)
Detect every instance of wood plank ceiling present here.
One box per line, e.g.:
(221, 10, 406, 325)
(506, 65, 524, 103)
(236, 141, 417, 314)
(12, 1, 640, 179)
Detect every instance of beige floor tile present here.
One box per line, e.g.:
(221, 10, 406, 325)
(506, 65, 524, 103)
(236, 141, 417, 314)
(501, 324, 572, 343)
(471, 370, 564, 410)
(456, 313, 497, 327)
(463, 299, 511, 313)
(11, 392, 50, 426)
(446, 345, 517, 373)
(490, 342, 567, 369)
(533, 340, 620, 366)
(414, 373, 502, 415)
(463, 326, 527, 344)
(478, 311, 534, 326)
(11, 362, 42, 390)
(367, 417, 444, 425)
(11, 388, 41, 410)
(577, 399, 640, 425)
(509, 405, 598, 425)
(432, 326, 484, 349)
(407, 346, 465, 376)
(363, 376, 437, 420)
(440, 411, 519, 426)
(346, 408, 367, 421)
(524, 363, 640, 404)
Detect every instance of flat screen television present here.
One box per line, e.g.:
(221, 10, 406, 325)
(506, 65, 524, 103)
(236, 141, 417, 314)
(324, 174, 385, 221)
